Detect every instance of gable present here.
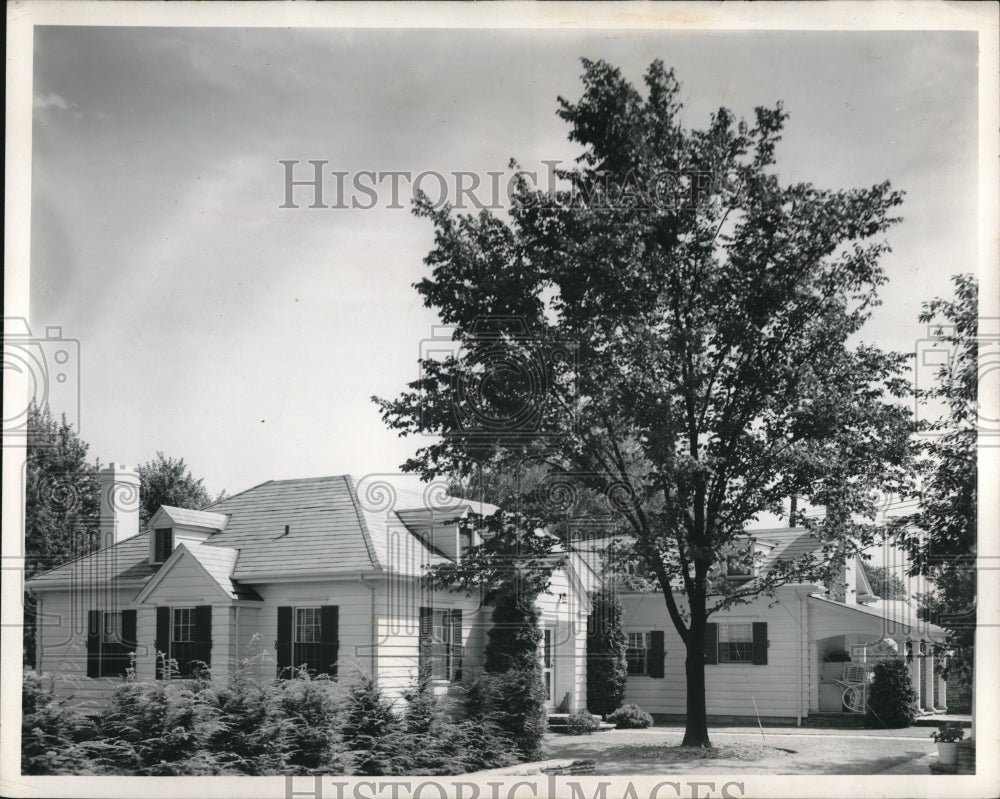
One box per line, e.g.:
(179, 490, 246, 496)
(136, 544, 259, 604)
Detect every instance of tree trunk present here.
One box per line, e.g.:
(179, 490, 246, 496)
(682, 623, 712, 747)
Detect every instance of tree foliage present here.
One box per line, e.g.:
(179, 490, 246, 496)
(863, 564, 908, 601)
(895, 274, 978, 680)
(136, 452, 219, 524)
(376, 59, 914, 746)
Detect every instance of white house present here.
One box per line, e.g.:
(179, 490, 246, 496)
(26, 465, 596, 714)
(618, 527, 949, 724)
(27, 465, 944, 725)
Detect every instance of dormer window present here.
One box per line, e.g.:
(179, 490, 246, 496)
(154, 528, 173, 563)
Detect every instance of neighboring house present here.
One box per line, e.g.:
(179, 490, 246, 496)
(26, 465, 596, 714)
(618, 527, 949, 724)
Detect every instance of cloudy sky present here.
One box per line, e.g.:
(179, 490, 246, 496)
(25, 23, 979, 499)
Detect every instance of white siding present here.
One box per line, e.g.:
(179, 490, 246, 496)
(537, 568, 589, 712)
(34, 586, 141, 712)
(620, 592, 808, 720)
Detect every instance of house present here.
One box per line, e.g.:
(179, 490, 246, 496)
(617, 525, 949, 724)
(27, 465, 945, 725)
(26, 464, 597, 714)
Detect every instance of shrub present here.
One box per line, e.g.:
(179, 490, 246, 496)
(21, 671, 97, 775)
(564, 710, 602, 735)
(606, 703, 654, 729)
(341, 672, 400, 775)
(271, 668, 348, 774)
(587, 589, 628, 716)
(471, 666, 547, 761)
(865, 659, 917, 729)
(484, 590, 543, 673)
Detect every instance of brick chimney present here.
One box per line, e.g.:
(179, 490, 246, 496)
(99, 463, 141, 548)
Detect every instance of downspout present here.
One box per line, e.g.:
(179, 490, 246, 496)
(797, 591, 805, 726)
(359, 575, 378, 676)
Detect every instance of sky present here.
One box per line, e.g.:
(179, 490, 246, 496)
(25, 25, 980, 500)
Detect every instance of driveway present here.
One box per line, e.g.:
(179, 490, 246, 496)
(544, 726, 937, 775)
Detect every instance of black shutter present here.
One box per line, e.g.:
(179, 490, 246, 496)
(193, 605, 213, 670)
(704, 623, 718, 665)
(155, 606, 170, 679)
(118, 610, 138, 677)
(320, 605, 339, 677)
(752, 622, 768, 665)
(450, 609, 463, 681)
(418, 607, 433, 682)
(648, 630, 665, 678)
(276, 606, 292, 678)
(87, 610, 101, 678)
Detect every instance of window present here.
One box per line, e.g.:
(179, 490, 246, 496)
(718, 623, 753, 663)
(540, 628, 553, 701)
(294, 607, 322, 671)
(704, 621, 768, 666)
(276, 605, 339, 678)
(419, 607, 462, 682)
(154, 528, 173, 563)
(626, 632, 650, 676)
(87, 609, 137, 678)
(170, 607, 197, 675)
(155, 605, 211, 678)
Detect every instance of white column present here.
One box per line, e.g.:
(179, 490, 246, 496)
(909, 649, 922, 710)
(937, 672, 949, 712)
(923, 650, 936, 711)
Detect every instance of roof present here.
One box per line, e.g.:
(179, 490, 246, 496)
(27, 531, 159, 589)
(183, 544, 262, 600)
(151, 505, 229, 530)
(751, 528, 823, 573)
(809, 595, 947, 639)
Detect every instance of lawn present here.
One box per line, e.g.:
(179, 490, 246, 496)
(544, 727, 936, 775)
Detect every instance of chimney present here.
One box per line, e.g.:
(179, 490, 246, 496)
(99, 463, 141, 548)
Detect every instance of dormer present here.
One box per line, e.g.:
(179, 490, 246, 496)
(396, 506, 477, 561)
(717, 536, 775, 585)
(147, 505, 229, 565)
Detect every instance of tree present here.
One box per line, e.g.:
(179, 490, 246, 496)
(895, 274, 977, 681)
(862, 564, 908, 600)
(23, 403, 101, 665)
(376, 59, 913, 746)
(136, 452, 218, 525)
(587, 588, 628, 716)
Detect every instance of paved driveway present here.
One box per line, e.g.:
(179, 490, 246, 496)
(544, 726, 937, 775)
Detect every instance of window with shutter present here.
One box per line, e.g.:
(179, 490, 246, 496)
(278, 605, 338, 678)
(419, 607, 462, 682)
(87, 609, 138, 678)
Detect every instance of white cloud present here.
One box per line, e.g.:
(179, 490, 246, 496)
(33, 92, 71, 111)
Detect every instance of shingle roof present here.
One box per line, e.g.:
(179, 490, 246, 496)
(809, 595, 947, 638)
(181, 543, 262, 600)
(27, 531, 158, 588)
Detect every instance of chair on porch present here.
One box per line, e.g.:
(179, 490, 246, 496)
(833, 662, 871, 713)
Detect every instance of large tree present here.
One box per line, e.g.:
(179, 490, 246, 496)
(23, 403, 101, 664)
(376, 59, 913, 746)
(895, 274, 977, 681)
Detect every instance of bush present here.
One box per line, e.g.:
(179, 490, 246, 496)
(587, 589, 628, 716)
(606, 703, 654, 729)
(341, 672, 400, 775)
(470, 667, 548, 761)
(865, 659, 917, 729)
(564, 710, 602, 735)
(271, 668, 348, 774)
(21, 672, 97, 775)
(484, 590, 543, 673)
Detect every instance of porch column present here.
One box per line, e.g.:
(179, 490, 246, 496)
(909, 648, 922, 710)
(937, 672, 949, 712)
(923, 650, 937, 711)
